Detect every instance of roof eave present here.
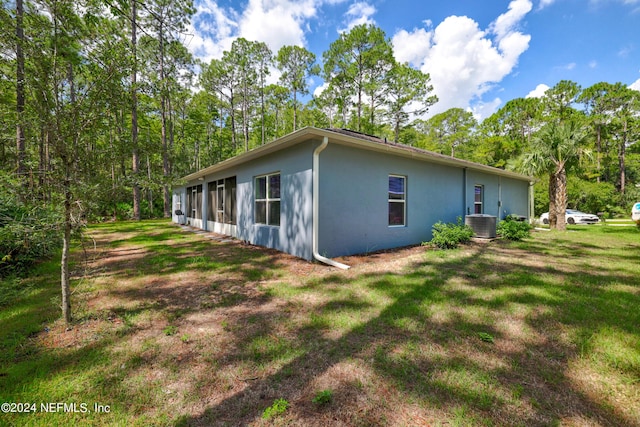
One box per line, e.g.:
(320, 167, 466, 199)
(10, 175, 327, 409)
(179, 126, 532, 185)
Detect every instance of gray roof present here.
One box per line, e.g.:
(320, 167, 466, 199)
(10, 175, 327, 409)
(181, 127, 532, 184)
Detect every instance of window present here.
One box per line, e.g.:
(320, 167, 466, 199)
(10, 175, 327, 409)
(207, 181, 216, 221)
(388, 175, 406, 226)
(207, 177, 236, 225)
(186, 185, 202, 219)
(217, 180, 224, 223)
(474, 185, 483, 214)
(255, 173, 280, 226)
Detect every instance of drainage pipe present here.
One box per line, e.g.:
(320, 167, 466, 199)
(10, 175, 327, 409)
(312, 136, 350, 270)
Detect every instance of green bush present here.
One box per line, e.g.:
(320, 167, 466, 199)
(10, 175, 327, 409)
(497, 216, 532, 241)
(0, 174, 62, 276)
(426, 217, 474, 249)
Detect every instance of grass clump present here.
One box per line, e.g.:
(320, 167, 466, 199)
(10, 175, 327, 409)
(426, 217, 474, 249)
(312, 389, 333, 406)
(262, 398, 289, 419)
(163, 325, 178, 336)
(497, 216, 532, 241)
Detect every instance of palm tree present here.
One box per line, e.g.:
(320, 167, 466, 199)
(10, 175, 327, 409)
(522, 120, 591, 230)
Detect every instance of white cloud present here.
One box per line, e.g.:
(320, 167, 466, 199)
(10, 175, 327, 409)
(392, 0, 532, 119)
(392, 27, 432, 67)
(630, 78, 640, 91)
(470, 98, 503, 121)
(239, 0, 317, 50)
(187, 0, 238, 63)
(340, 2, 376, 32)
(526, 83, 550, 98)
(491, 0, 533, 41)
(589, 60, 598, 68)
(538, 0, 556, 9)
(189, 0, 320, 63)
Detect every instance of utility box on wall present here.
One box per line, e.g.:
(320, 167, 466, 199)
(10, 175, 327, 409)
(465, 214, 497, 238)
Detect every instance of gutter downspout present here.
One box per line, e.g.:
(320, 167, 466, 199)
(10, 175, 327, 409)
(529, 181, 535, 224)
(313, 136, 350, 270)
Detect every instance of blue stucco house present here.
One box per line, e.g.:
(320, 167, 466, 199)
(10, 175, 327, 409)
(172, 127, 532, 268)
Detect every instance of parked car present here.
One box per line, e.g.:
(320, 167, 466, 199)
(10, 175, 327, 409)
(632, 202, 640, 224)
(539, 209, 599, 225)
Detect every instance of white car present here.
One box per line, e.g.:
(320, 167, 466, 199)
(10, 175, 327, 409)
(632, 202, 640, 224)
(540, 209, 599, 225)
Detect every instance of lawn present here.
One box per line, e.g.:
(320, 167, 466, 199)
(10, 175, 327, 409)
(1, 220, 639, 426)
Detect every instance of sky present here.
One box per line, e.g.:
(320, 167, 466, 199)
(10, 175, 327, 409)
(185, 0, 640, 120)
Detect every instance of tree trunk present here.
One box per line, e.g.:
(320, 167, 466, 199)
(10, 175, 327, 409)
(293, 89, 298, 131)
(555, 167, 567, 231)
(16, 0, 26, 179)
(131, 0, 141, 220)
(61, 182, 72, 324)
(595, 124, 601, 183)
(548, 172, 557, 229)
(159, 22, 171, 218)
(619, 119, 627, 195)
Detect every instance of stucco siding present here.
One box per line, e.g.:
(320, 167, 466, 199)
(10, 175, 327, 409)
(465, 170, 530, 219)
(318, 143, 466, 258)
(177, 140, 316, 260)
(172, 128, 531, 262)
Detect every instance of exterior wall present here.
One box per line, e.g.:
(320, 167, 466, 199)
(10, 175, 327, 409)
(317, 143, 530, 258)
(465, 170, 530, 219)
(317, 143, 467, 258)
(172, 134, 530, 261)
(174, 140, 316, 260)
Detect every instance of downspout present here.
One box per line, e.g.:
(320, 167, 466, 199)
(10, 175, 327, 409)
(463, 168, 468, 215)
(529, 181, 535, 224)
(498, 176, 502, 220)
(313, 136, 350, 270)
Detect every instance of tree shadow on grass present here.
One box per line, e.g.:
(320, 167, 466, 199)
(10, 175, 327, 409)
(176, 238, 639, 426)
(3, 223, 638, 426)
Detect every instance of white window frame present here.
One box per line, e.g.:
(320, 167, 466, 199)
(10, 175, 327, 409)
(191, 186, 198, 218)
(216, 179, 225, 223)
(474, 185, 484, 214)
(388, 174, 406, 227)
(255, 172, 281, 226)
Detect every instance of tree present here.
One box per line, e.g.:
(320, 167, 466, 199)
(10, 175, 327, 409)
(15, 0, 25, 179)
(200, 57, 240, 150)
(522, 120, 590, 230)
(130, 0, 141, 219)
(419, 108, 477, 157)
(384, 62, 437, 142)
(601, 84, 639, 195)
(578, 82, 616, 183)
(277, 45, 318, 131)
(142, 0, 195, 217)
(323, 24, 394, 132)
(543, 80, 581, 123)
(477, 97, 542, 167)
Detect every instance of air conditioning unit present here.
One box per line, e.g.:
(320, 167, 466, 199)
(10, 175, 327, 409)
(465, 214, 497, 238)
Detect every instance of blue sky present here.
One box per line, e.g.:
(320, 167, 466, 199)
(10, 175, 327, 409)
(187, 0, 640, 120)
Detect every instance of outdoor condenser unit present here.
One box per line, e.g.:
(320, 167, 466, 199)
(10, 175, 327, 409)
(465, 214, 497, 238)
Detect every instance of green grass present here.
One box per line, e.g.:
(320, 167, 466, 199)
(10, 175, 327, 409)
(1, 220, 639, 426)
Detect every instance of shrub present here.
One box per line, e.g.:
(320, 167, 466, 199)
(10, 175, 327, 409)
(426, 217, 474, 249)
(0, 174, 62, 277)
(497, 217, 532, 241)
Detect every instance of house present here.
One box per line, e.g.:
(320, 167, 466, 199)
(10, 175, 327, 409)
(172, 127, 533, 268)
